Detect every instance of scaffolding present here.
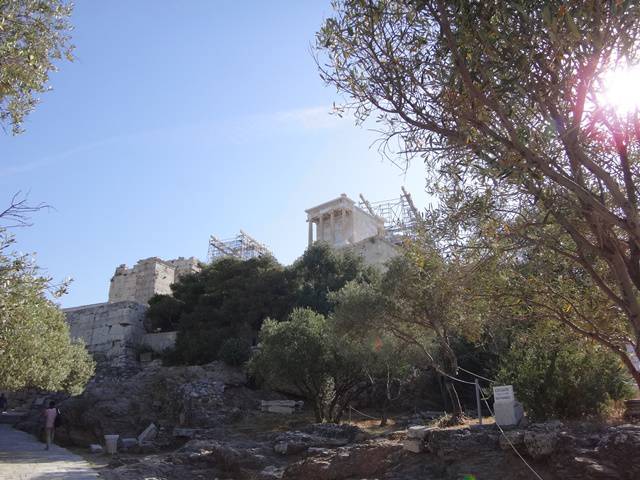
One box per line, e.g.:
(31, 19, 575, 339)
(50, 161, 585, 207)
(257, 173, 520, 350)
(207, 230, 271, 262)
(359, 187, 421, 243)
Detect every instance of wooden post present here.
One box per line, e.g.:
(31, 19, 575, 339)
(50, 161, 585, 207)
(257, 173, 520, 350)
(475, 379, 482, 425)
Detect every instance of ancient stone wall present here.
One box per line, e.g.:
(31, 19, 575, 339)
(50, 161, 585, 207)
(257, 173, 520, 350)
(108, 256, 200, 305)
(347, 236, 399, 268)
(141, 331, 178, 353)
(351, 207, 384, 244)
(167, 257, 200, 279)
(64, 301, 147, 366)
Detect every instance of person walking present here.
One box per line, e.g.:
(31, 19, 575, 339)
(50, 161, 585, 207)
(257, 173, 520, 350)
(42, 401, 58, 450)
(0, 393, 7, 413)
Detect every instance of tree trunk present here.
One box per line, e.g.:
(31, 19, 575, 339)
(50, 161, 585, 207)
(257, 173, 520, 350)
(313, 401, 324, 423)
(616, 348, 640, 394)
(438, 374, 450, 411)
(446, 382, 463, 421)
(379, 405, 389, 427)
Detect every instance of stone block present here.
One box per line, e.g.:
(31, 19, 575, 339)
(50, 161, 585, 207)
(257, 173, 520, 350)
(89, 444, 103, 453)
(260, 465, 285, 479)
(274, 442, 289, 455)
(107, 257, 200, 305)
(137, 422, 158, 443)
(260, 400, 303, 414)
(141, 331, 178, 353)
(494, 400, 524, 427)
(265, 405, 296, 414)
(403, 438, 424, 453)
(64, 301, 147, 367)
(120, 438, 139, 450)
(173, 428, 197, 439)
(499, 431, 525, 450)
(524, 431, 558, 459)
(262, 400, 292, 406)
(407, 426, 430, 439)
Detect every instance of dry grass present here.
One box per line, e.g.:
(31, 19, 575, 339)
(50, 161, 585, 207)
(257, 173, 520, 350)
(232, 410, 319, 434)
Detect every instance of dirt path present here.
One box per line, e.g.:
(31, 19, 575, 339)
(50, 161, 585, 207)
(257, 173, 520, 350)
(0, 424, 101, 480)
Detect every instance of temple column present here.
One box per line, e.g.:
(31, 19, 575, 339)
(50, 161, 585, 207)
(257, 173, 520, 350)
(308, 219, 314, 246)
(319, 214, 325, 242)
(346, 208, 354, 243)
(330, 210, 336, 244)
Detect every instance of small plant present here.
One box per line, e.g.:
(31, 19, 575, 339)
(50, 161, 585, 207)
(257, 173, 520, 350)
(218, 338, 251, 366)
(434, 413, 467, 428)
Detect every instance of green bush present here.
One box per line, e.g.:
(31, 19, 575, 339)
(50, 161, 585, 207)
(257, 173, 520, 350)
(146, 295, 184, 332)
(496, 322, 633, 420)
(174, 313, 237, 364)
(0, 232, 95, 393)
(169, 255, 293, 364)
(219, 337, 251, 366)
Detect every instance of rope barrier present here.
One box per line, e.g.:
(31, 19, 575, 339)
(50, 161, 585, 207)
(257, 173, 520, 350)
(480, 395, 545, 480)
(439, 370, 477, 386)
(348, 405, 381, 421)
(347, 365, 541, 479)
(458, 366, 496, 384)
(436, 368, 544, 480)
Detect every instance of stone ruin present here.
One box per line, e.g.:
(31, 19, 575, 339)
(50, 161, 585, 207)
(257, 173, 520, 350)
(62, 256, 200, 369)
(64, 193, 411, 369)
(108, 256, 200, 305)
(305, 193, 400, 267)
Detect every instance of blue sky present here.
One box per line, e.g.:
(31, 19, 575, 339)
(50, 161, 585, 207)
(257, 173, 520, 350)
(1, 1, 428, 308)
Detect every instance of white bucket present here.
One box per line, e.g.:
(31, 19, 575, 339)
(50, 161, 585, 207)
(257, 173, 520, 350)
(104, 434, 119, 454)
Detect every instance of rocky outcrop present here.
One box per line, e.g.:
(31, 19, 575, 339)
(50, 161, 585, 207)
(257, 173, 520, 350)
(282, 440, 403, 480)
(272, 424, 367, 456)
(16, 358, 640, 480)
(15, 361, 249, 446)
(393, 421, 640, 480)
(66, 418, 640, 480)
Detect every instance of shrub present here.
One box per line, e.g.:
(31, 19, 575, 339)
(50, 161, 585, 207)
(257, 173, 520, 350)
(0, 233, 95, 393)
(219, 337, 251, 366)
(146, 295, 184, 332)
(496, 322, 634, 420)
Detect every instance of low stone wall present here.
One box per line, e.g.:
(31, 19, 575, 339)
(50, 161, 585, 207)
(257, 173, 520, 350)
(64, 301, 147, 366)
(347, 236, 399, 268)
(141, 331, 178, 353)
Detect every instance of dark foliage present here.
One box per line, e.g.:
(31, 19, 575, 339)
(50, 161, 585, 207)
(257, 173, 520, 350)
(291, 242, 379, 316)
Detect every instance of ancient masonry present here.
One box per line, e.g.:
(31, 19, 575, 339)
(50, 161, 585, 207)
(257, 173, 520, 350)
(305, 193, 401, 267)
(109, 256, 200, 304)
(65, 192, 417, 366)
(64, 256, 201, 368)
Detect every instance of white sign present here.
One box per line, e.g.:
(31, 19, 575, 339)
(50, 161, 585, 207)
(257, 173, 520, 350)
(493, 385, 514, 402)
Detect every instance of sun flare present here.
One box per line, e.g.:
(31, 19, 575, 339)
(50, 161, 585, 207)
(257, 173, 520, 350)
(599, 65, 640, 115)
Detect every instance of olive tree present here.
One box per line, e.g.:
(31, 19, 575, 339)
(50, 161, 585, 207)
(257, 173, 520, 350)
(0, 0, 73, 134)
(330, 242, 488, 419)
(317, 1, 640, 386)
(251, 308, 371, 423)
(0, 232, 94, 394)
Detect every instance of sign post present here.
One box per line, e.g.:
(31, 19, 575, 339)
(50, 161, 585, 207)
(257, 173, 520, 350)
(475, 379, 482, 425)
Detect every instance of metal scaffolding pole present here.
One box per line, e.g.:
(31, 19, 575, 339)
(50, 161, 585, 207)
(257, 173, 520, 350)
(207, 230, 271, 262)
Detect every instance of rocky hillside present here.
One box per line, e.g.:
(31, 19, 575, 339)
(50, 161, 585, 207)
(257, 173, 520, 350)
(91, 420, 640, 480)
(15, 361, 640, 479)
(15, 360, 273, 446)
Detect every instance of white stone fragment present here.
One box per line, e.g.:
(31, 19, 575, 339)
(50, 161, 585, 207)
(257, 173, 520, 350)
(403, 438, 424, 453)
(137, 423, 158, 443)
(407, 426, 430, 439)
